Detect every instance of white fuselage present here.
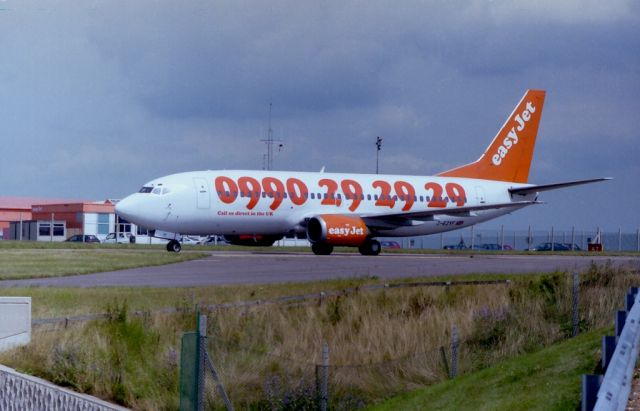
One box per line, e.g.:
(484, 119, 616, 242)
(115, 170, 534, 238)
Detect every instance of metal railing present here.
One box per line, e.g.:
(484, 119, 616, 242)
(582, 287, 640, 411)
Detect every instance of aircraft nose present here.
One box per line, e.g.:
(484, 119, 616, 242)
(115, 195, 140, 222)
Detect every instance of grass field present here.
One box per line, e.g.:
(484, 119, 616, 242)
(367, 327, 607, 411)
(0, 247, 209, 280)
(0, 244, 637, 409)
(1, 262, 636, 409)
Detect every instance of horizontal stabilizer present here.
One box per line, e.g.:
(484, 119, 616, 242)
(509, 177, 612, 196)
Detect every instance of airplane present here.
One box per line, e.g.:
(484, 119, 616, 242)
(115, 90, 610, 255)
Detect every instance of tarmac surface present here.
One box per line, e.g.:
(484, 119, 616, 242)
(1, 251, 639, 288)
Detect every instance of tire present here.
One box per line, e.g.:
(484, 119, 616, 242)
(359, 239, 381, 256)
(166, 239, 182, 253)
(311, 242, 334, 255)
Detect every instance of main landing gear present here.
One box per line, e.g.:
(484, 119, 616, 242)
(311, 242, 334, 255)
(167, 239, 182, 253)
(358, 239, 381, 256)
(311, 239, 381, 256)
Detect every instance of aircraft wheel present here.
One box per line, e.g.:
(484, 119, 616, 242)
(359, 239, 381, 256)
(167, 239, 182, 253)
(312, 242, 334, 255)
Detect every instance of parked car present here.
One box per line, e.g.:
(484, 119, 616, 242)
(103, 232, 133, 244)
(562, 243, 582, 251)
(380, 240, 401, 249)
(66, 234, 101, 243)
(473, 243, 513, 251)
(535, 242, 570, 251)
(443, 243, 469, 250)
(200, 235, 228, 246)
(181, 236, 203, 245)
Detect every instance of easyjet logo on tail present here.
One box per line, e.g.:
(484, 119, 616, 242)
(492, 101, 537, 166)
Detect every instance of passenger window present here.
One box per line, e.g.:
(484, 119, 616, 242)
(367, 194, 371, 201)
(311, 193, 315, 199)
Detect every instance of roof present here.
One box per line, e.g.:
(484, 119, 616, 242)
(0, 197, 90, 210)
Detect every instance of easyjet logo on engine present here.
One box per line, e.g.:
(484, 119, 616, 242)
(328, 225, 365, 237)
(492, 101, 537, 166)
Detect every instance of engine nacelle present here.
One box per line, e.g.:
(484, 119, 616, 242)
(306, 215, 369, 246)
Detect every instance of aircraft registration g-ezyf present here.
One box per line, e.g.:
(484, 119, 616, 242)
(116, 90, 609, 255)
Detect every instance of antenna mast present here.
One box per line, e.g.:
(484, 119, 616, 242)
(260, 103, 283, 170)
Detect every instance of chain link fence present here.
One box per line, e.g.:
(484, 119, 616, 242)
(381, 226, 640, 252)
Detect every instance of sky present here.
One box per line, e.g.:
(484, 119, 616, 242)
(1, 0, 638, 231)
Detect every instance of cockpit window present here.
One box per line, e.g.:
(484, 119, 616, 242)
(152, 187, 162, 195)
(161, 187, 171, 195)
(139, 186, 153, 193)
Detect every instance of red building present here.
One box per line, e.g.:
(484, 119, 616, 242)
(0, 198, 115, 241)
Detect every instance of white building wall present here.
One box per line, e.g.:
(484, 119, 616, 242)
(0, 297, 31, 352)
(83, 213, 98, 236)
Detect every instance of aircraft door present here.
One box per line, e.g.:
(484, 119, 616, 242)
(475, 186, 486, 204)
(194, 178, 210, 209)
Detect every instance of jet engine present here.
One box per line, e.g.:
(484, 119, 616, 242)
(306, 214, 369, 246)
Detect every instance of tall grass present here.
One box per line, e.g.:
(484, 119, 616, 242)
(1, 263, 637, 409)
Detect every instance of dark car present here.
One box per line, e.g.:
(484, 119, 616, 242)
(535, 242, 570, 251)
(380, 241, 401, 249)
(443, 243, 469, 250)
(473, 243, 513, 251)
(65, 234, 101, 243)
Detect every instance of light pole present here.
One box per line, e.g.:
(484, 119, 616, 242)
(375, 136, 382, 174)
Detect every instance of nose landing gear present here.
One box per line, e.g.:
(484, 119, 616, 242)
(167, 239, 182, 253)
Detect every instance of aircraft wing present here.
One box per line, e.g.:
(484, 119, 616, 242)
(360, 200, 539, 229)
(509, 177, 611, 196)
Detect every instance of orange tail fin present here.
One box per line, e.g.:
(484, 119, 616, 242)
(438, 89, 546, 183)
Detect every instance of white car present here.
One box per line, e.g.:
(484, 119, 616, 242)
(103, 232, 133, 244)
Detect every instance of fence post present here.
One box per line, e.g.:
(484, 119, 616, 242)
(571, 226, 576, 251)
(440, 233, 443, 250)
(319, 342, 329, 411)
(450, 326, 459, 378)
(637, 227, 640, 252)
(470, 226, 475, 250)
(618, 227, 622, 252)
(572, 271, 580, 337)
(500, 225, 504, 250)
(198, 315, 206, 411)
(528, 225, 532, 251)
(551, 226, 555, 251)
(439, 346, 450, 378)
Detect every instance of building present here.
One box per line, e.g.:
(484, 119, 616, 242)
(0, 197, 75, 240)
(4, 199, 116, 242)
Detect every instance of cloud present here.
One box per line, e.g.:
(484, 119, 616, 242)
(0, 0, 637, 229)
